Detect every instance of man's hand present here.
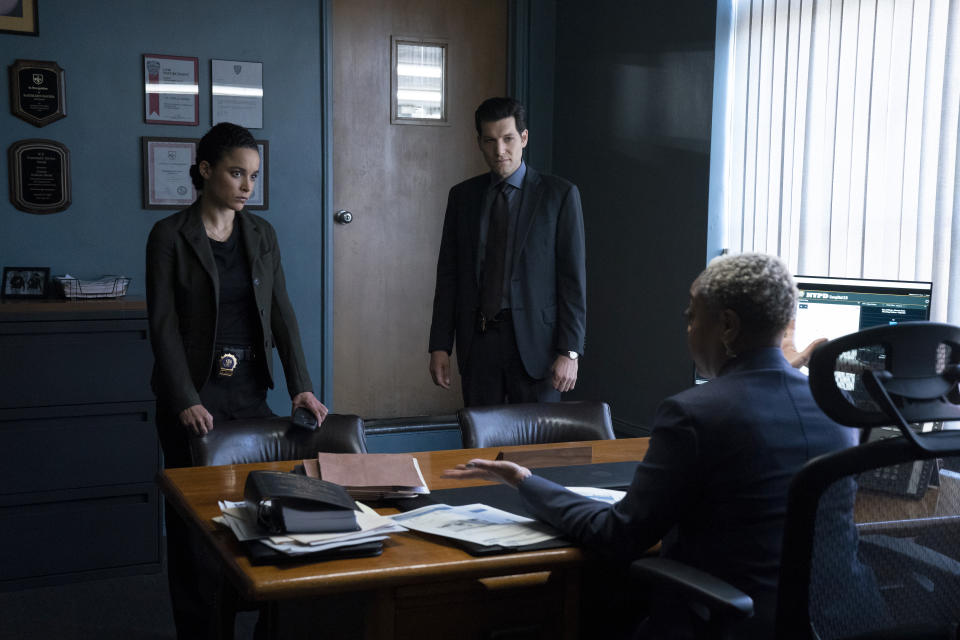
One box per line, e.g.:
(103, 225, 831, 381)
(292, 391, 328, 425)
(781, 318, 827, 368)
(429, 350, 452, 389)
(443, 458, 532, 488)
(179, 404, 214, 436)
(551, 354, 579, 392)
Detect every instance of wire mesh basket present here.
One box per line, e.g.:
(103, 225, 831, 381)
(54, 275, 131, 299)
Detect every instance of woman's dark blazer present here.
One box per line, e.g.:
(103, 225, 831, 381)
(146, 202, 313, 417)
(517, 347, 857, 637)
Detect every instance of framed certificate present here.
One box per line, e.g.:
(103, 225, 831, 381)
(142, 137, 197, 209)
(143, 54, 199, 126)
(212, 59, 263, 129)
(0, 0, 38, 36)
(246, 140, 269, 210)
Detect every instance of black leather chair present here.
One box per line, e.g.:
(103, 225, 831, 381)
(631, 322, 960, 639)
(189, 413, 366, 466)
(458, 400, 615, 449)
(187, 413, 365, 639)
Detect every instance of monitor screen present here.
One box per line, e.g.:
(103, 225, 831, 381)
(693, 275, 932, 385)
(793, 276, 932, 350)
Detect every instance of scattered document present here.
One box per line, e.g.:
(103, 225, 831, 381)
(215, 500, 406, 556)
(390, 503, 559, 547)
(258, 535, 389, 555)
(566, 486, 627, 504)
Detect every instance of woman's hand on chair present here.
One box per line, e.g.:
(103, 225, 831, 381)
(179, 404, 214, 436)
(292, 391, 329, 426)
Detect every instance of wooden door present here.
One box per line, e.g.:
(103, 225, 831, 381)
(332, 0, 507, 417)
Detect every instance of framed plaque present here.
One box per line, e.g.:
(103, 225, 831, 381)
(143, 54, 199, 125)
(142, 137, 197, 209)
(0, 0, 38, 36)
(10, 59, 65, 126)
(8, 139, 70, 214)
(246, 140, 269, 210)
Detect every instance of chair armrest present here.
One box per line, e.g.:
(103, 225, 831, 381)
(860, 533, 960, 577)
(630, 557, 754, 619)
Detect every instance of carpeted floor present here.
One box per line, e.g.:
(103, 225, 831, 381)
(0, 541, 257, 640)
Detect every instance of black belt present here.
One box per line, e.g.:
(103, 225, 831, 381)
(478, 309, 511, 333)
(215, 345, 257, 360)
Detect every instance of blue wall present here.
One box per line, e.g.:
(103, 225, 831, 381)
(0, 0, 327, 408)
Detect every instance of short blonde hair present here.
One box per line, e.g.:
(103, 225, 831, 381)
(695, 252, 796, 338)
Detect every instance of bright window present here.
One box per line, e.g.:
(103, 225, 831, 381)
(712, 0, 960, 322)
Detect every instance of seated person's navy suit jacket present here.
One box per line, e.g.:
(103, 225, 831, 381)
(518, 347, 856, 637)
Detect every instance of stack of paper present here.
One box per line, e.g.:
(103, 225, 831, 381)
(215, 500, 406, 556)
(304, 453, 430, 500)
(54, 274, 130, 299)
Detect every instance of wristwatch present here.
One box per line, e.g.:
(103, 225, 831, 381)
(560, 350, 579, 360)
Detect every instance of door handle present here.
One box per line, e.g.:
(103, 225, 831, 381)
(334, 209, 353, 224)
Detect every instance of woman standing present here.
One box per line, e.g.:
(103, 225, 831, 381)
(146, 122, 327, 466)
(146, 122, 326, 637)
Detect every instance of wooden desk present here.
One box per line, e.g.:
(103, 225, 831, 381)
(158, 438, 649, 640)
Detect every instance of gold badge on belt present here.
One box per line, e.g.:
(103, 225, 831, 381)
(218, 352, 239, 377)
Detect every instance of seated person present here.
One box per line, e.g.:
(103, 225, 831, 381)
(445, 252, 856, 639)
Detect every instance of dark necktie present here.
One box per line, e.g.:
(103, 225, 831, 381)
(480, 184, 509, 321)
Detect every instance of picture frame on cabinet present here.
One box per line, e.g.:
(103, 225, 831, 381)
(2, 266, 49, 299)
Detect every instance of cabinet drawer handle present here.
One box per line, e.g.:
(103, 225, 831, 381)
(477, 571, 552, 591)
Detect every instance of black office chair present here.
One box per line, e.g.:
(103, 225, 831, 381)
(457, 400, 615, 449)
(631, 322, 960, 639)
(187, 413, 365, 639)
(189, 413, 366, 466)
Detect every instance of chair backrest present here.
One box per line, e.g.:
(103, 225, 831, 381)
(457, 401, 614, 449)
(189, 413, 366, 466)
(776, 322, 960, 639)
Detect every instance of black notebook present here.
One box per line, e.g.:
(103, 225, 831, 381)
(244, 470, 360, 534)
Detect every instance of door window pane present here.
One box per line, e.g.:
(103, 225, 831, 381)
(392, 38, 447, 124)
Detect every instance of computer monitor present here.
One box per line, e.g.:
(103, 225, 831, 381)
(793, 275, 932, 350)
(693, 275, 932, 385)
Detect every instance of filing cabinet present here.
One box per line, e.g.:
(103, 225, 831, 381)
(0, 298, 161, 589)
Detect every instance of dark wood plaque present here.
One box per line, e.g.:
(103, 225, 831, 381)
(10, 59, 66, 127)
(8, 139, 71, 214)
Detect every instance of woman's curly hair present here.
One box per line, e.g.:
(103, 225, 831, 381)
(695, 252, 797, 339)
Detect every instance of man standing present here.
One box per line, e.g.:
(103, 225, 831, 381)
(428, 97, 586, 406)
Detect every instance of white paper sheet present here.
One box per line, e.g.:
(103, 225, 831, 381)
(566, 486, 627, 504)
(389, 503, 559, 547)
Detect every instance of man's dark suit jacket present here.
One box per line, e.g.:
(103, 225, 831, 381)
(429, 165, 587, 380)
(146, 202, 313, 418)
(517, 347, 856, 637)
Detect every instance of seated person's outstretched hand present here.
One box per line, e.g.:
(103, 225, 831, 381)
(781, 318, 827, 368)
(443, 459, 532, 489)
